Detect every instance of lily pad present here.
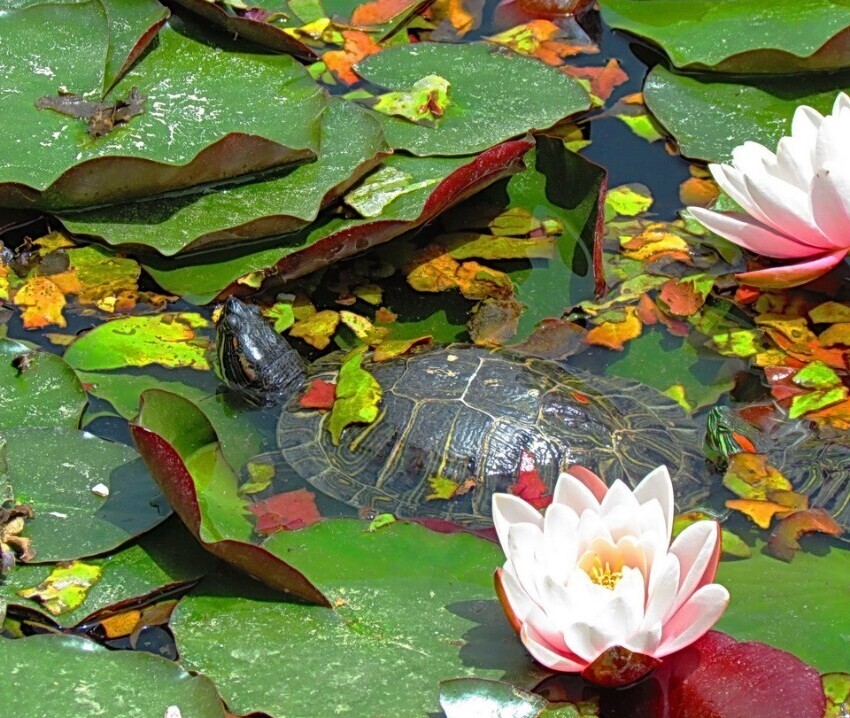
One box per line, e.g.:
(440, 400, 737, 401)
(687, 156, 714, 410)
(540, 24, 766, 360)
(170, 522, 541, 718)
(58, 99, 388, 255)
(63, 313, 211, 371)
(0, 339, 87, 430)
(1, 517, 214, 627)
(644, 65, 850, 163)
(0, 634, 226, 718)
(716, 542, 850, 673)
(356, 42, 590, 155)
(0, 11, 325, 209)
(7, 0, 169, 94)
(4, 427, 170, 562)
(142, 139, 532, 303)
(599, 0, 850, 73)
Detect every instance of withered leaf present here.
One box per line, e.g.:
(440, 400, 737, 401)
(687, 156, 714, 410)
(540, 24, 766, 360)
(36, 87, 146, 139)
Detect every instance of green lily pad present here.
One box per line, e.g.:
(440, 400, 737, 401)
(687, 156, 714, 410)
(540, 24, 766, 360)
(0, 11, 324, 209)
(1, 517, 214, 627)
(8, 0, 170, 94)
(0, 339, 87, 430)
(63, 313, 211, 371)
(171, 521, 541, 718)
(0, 634, 226, 718)
(644, 65, 850, 162)
(716, 542, 850, 673)
(4, 427, 170, 562)
(599, 0, 850, 73)
(439, 678, 547, 718)
(356, 43, 590, 155)
(77, 370, 266, 472)
(142, 140, 531, 303)
(58, 99, 388, 255)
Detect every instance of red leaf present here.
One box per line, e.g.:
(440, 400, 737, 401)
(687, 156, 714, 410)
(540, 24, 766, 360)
(300, 378, 337, 410)
(249, 489, 323, 535)
(508, 450, 552, 509)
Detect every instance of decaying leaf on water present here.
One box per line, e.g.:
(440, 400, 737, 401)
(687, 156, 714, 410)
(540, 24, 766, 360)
(371, 75, 451, 124)
(36, 87, 146, 139)
(0, 500, 35, 574)
(327, 347, 382, 444)
(18, 560, 103, 615)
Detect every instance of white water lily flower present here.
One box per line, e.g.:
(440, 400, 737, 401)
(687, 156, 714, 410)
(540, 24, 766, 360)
(492, 465, 729, 685)
(688, 92, 850, 289)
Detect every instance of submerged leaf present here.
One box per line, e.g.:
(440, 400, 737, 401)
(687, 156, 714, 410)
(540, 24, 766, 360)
(18, 560, 103, 616)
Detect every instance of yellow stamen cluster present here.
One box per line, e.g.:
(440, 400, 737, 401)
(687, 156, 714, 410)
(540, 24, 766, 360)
(587, 556, 623, 590)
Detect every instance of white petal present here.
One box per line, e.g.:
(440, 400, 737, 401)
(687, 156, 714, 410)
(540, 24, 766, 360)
(612, 567, 645, 635)
(709, 164, 774, 226)
(622, 623, 663, 656)
(599, 480, 639, 517)
(731, 140, 776, 177)
(791, 105, 824, 147)
(833, 92, 850, 115)
(542, 504, 579, 584)
(687, 207, 818, 259)
(552, 472, 601, 515)
(499, 564, 536, 623)
(668, 521, 718, 617)
(774, 136, 815, 187)
(600, 504, 641, 543)
(632, 465, 674, 541)
(811, 165, 850, 246)
(563, 621, 612, 663)
(655, 583, 730, 657)
(539, 575, 575, 631)
(576, 509, 612, 550)
(507, 523, 546, 605)
(521, 622, 587, 672)
(815, 115, 850, 174)
(492, 492, 543, 555)
(642, 553, 680, 630)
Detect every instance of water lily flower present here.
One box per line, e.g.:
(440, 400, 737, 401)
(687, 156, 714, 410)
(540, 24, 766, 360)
(492, 465, 729, 686)
(688, 93, 850, 289)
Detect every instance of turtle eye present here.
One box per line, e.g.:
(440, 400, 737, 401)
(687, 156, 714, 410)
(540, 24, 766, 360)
(225, 315, 240, 329)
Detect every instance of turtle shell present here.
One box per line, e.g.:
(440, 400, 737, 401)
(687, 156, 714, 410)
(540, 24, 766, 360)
(277, 344, 707, 527)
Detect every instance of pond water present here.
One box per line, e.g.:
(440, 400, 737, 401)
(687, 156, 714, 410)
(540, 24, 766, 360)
(1, 1, 849, 717)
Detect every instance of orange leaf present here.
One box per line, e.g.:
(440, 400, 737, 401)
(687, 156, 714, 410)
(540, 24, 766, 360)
(13, 276, 67, 329)
(428, 0, 481, 36)
(561, 59, 628, 101)
(679, 176, 719, 208)
(767, 508, 843, 562)
(658, 278, 705, 317)
(584, 306, 642, 351)
(636, 293, 659, 325)
(351, 0, 414, 25)
(249, 489, 323, 535)
(722, 452, 792, 500)
(725, 498, 794, 529)
(299, 379, 337, 410)
(807, 397, 850, 430)
(323, 30, 382, 85)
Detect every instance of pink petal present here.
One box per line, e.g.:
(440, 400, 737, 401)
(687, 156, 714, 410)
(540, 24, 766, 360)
(687, 208, 818, 259)
(564, 465, 608, 502)
(492, 492, 543, 553)
(521, 622, 587, 672)
(736, 249, 848, 289)
(811, 165, 850, 242)
(655, 584, 730, 657)
(632, 466, 674, 541)
(709, 164, 775, 226)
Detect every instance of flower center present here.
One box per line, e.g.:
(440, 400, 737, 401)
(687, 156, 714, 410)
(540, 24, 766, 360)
(587, 556, 623, 590)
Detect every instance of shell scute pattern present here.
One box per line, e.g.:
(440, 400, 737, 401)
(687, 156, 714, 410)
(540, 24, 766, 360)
(277, 344, 707, 527)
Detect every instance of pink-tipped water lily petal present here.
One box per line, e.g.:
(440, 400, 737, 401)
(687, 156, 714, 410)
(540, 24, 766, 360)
(565, 465, 608, 502)
(815, 114, 850, 176)
(709, 164, 775, 226)
(633, 465, 674, 540)
(736, 249, 848, 289)
(668, 521, 718, 617)
(811, 165, 850, 241)
(521, 622, 587, 672)
(493, 492, 543, 551)
(742, 173, 835, 249)
(655, 584, 730, 658)
(525, 605, 572, 654)
(497, 564, 535, 625)
(687, 208, 819, 259)
(774, 136, 815, 187)
(552, 471, 603, 515)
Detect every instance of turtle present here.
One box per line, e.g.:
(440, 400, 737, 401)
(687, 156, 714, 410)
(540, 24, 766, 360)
(216, 297, 710, 527)
(706, 405, 850, 532)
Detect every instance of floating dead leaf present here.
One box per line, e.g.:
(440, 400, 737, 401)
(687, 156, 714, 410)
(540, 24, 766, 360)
(605, 184, 653, 219)
(807, 398, 850, 431)
(766, 508, 842, 562)
(792, 360, 842, 389)
(48, 246, 141, 313)
(327, 347, 382, 444)
(262, 302, 296, 333)
(620, 224, 690, 262)
(562, 59, 628, 101)
(455, 262, 514, 300)
(809, 301, 850, 324)
(468, 296, 524, 346)
(428, 0, 482, 38)
(612, 99, 664, 143)
(822, 673, 850, 717)
(658, 275, 713, 317)
(36, 87, 146, 139)
(507, 450, 552, 509)
(818, 322, 850, 347)
(374, 307, 397, 324)
(510, 317, 587, 359)
(372, 75, 451, 124)
(584, 306, 642, 350)
(289, 310, 340, 350)
(0, 503, 35, 574)
(406, 245, 462, 293)
(442, 232, 557, 261)
(249, 489, 322, 534)
(788, 386, 848, 419)
(300, 378, 337, 410)
(722, 453, 792, 501)
(18, 560, 103, 615)
(371, 335, 431, 361)
(486, 20, 589, 66)
(339, 310, 376, 339)
(725, 498, 795, 529)
(13, 276, 66, 329)
(351, 0, 416, 25)
(353, 284, 382, 305)
(324, 30, 381, 85)
(679, 176, 719, 208)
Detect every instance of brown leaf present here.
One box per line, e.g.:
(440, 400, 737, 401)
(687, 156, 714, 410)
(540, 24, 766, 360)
(323, 31, 382, 85)
(13, 276, 66, 329)
(584, 306, 642, 350)
(767, 508, 842, 561)
(249, 489, 323, 535)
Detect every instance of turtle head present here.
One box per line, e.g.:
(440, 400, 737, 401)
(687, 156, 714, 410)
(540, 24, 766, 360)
(215, 297, 307, 406)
